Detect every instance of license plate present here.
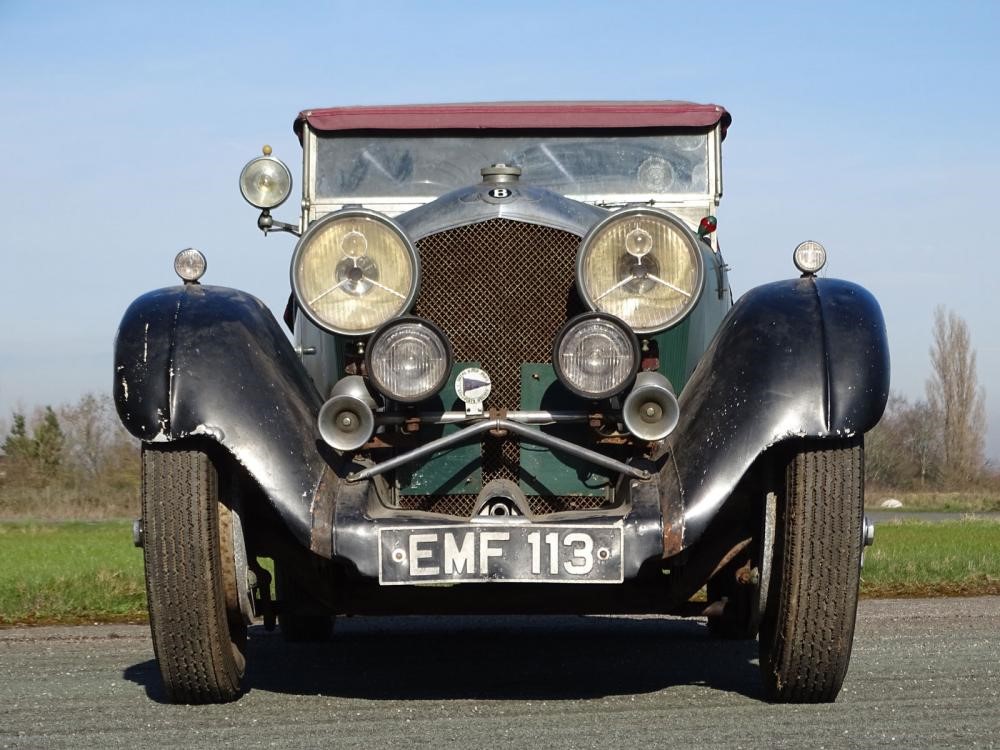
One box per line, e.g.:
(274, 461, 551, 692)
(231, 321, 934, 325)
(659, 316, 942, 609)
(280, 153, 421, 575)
(378, 523, 624, 585)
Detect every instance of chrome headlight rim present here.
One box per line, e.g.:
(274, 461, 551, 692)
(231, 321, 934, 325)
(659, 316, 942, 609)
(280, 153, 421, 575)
(173, 247, 207, 283)
(552, 311, 641, 400)
(239, 155, 293, 209)
(576, 206, 705, 335)
(793, 239, 827, 275)
(364, 315, 453, 403)
(290, 208, 421, 336)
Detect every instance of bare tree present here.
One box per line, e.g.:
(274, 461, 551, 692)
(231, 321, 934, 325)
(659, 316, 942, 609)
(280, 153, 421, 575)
(897, 398, 940, 486)
(59, 393, 133, 479)
(866, 393, 941, 488)
(926, 306, 987, 484)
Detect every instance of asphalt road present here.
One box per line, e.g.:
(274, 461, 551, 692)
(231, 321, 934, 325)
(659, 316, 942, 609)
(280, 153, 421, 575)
(1, 597, 998, 749)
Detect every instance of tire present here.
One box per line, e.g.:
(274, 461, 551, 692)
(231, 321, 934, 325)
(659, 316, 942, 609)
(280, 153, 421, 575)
(142, 444, 246, 703)
(759, 438, 864, 703)
(276, 565, 333, 643)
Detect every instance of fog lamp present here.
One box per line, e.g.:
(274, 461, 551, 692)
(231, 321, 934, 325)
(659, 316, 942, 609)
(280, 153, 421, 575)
(793, 240, 827, 275)
(553, 313, 640, 400)
(174, 248, 207, 283)
(366, 317, 453, 403)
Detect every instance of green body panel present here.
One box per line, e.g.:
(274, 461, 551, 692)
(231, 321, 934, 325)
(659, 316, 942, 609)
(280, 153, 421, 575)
(650, 316, 692, 393)
(396, 362, 483, 495)
(651, 244, 731, 394)
(518, 364, 611, 498)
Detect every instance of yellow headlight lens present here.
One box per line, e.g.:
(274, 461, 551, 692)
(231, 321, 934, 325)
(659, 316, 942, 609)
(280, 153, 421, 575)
(577, 209, 703, 333)
(292, 211, 418, 335)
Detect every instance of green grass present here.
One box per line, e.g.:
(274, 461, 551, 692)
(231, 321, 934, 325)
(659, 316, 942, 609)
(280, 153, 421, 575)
(0, 519, 997, 625)
(0, 521, 146, 625)
(861, 519, 1000, 598)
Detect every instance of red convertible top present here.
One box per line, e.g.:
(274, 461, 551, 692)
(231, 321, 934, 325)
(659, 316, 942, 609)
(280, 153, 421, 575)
(295, 101, 731, 140)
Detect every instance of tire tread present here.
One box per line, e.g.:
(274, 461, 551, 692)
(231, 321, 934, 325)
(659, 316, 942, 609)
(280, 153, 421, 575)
(142, 445, 244, 703)
(760, 438, 863, 703)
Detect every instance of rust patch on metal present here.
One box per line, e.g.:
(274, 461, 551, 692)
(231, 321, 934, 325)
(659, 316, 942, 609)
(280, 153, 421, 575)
(735, 559, 755, 585)
(488, 407, 509, 438)
(660, 451, 686, 556)
(309, 467, 338, 558)
(708, 537, 753, 580)
(596, 435, 630, 446)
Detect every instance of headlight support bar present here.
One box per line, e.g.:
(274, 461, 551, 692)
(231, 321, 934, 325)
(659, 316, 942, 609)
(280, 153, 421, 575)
(346, 416, 651, 483)
(373, 410, 594, 426)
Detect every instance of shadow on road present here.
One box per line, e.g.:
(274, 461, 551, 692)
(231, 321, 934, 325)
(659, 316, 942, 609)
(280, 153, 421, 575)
(124, 615, 764, 703)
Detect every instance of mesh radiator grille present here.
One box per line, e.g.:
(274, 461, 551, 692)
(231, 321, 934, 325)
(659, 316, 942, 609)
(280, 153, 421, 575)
(398, 494, 611, 516)
(413, 218, 583, 483)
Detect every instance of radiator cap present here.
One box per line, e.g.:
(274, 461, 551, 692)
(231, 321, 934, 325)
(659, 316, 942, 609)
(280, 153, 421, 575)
(480, 163, 521, 183)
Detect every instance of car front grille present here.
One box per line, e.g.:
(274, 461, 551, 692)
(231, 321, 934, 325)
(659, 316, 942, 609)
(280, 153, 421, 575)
(398, 494, 612, 516)
(412, 218, 584, 484)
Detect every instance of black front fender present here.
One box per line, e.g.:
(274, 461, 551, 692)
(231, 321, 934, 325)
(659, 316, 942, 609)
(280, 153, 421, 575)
(660, 276, 889, 548)
(113, 284, 331, 548)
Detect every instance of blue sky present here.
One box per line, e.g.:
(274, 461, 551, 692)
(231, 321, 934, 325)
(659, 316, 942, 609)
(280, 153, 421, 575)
(1, 1, 998, 458)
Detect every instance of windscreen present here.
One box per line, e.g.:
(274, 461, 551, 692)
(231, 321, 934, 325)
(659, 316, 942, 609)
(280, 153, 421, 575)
(313, 133, 710, 199)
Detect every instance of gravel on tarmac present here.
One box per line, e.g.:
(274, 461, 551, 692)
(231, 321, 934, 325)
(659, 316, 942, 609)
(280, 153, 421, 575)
(1, 597, 998, 749)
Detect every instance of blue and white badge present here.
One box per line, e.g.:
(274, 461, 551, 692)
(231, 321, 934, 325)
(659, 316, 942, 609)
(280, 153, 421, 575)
(455, 367, 492, 414)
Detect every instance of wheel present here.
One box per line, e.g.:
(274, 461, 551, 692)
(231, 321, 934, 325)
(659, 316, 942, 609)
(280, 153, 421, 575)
(141, 444, 247, 703)
(759, 438, 864, 703)
(276, 564, 333, 643)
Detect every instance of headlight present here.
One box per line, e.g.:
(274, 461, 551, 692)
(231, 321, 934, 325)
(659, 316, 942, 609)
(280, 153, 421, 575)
(366, 317, 452, 403)
(553, 312, 639, 399)
(239, 154, 293, 209)
(291, 209, 419, 335)
(577, 207, 704, 333)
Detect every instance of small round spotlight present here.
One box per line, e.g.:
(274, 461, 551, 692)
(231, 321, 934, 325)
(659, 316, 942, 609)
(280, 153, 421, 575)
(239, 154, 293, 209)
(174, 248, 207, 283)
(553, 312, 640, 400)
(793, 240, 827, 275)
(366, 317, 453, 403)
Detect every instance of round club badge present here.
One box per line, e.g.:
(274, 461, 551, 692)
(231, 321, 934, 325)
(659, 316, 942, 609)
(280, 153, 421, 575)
(455, 367, 492, 406)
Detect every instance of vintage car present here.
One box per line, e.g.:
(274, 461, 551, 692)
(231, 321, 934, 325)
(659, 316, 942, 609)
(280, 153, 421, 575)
(114, 101, 888, 705)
